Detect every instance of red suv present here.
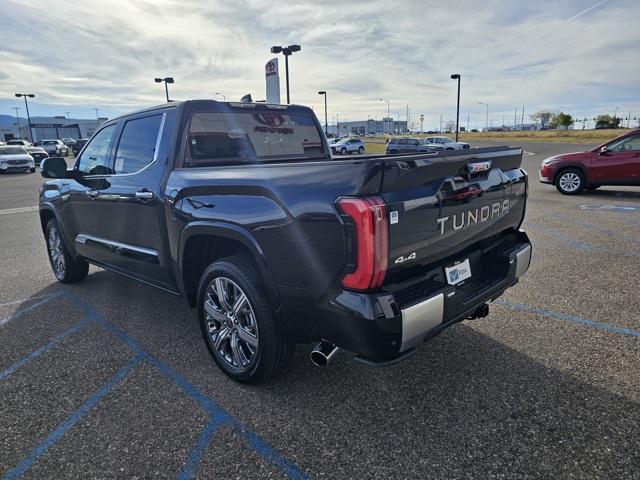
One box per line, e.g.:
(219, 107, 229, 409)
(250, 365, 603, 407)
(539, 129, 640, 194)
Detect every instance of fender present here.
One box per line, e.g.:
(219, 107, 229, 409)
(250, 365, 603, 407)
(39, 203, 80, 259)
(177, 220, 281, 311)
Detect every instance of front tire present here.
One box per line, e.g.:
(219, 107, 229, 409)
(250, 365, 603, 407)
(358, 146, 364, 154)
(340, 147, 347, 155)
(555, 168, 585, 195)
(29, 167, 36, 173)
(197, 256, 292, 383)
(45, 219, 89, 283)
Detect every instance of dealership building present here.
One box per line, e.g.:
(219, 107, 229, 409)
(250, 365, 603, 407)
(1, 116, 107, 143)
(328, 117, 408, 136)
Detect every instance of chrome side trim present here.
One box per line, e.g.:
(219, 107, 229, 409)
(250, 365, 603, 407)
(75, 234, 158, 258)
(515, 244, 532, 279)
(400, 293, 444, 352)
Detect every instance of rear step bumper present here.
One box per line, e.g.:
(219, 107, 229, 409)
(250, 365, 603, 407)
(320, 231, 532, 364)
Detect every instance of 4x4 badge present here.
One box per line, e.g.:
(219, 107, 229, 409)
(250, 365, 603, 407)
(395, 252, 416, 264)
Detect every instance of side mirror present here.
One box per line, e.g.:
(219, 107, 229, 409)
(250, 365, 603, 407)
(40, 157, 68, 178)
(599, 146, 609, 155)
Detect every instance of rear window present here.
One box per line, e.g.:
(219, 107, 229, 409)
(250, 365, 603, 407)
(185, 111, 325, 166)
(43, 141, 57, 145)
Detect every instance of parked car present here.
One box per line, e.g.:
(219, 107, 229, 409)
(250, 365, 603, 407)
(540, 129, 640, 194)
(423, 136, 470, 150)
(331, 137, 365, 154)
(0, 146, 35, 173)
(386, 137, 436, 154)
(71, 138, 88, 156)
(27, 146, 49, 165)
(62, 137, 77, 146)
(41, 139, 69, 157)
(6, 139, 32, 147)
(39, 99, 530, 383)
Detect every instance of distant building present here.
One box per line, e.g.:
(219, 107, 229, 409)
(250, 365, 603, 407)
(329, 117, 408, 136)
(4, 116, 107, 142)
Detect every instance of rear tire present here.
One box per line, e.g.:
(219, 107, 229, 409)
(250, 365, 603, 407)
(340, 147, 347, 155)
(197, 255, 292, 384)
(555, 168, 585, 195)
(45, 219, 89, 283)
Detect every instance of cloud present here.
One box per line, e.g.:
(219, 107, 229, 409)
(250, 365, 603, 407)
(0, 0, 638, 128)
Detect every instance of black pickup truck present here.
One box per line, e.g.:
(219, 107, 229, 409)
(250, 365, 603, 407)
(39, 100, 531, 383)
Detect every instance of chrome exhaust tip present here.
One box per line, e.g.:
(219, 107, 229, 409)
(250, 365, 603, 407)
(310, 341, 339, 366)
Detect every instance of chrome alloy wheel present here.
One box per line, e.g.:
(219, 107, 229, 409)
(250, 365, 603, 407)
(559, 172, 581, 192)
(204, 277, 259, 371)
(48, 227, 66, 279)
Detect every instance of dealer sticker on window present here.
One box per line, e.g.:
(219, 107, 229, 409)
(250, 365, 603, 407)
(445, 258, 472, 285)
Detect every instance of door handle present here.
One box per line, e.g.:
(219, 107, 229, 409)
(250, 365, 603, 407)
(135, 190, 154, 201)
(84, 190, 100, 199)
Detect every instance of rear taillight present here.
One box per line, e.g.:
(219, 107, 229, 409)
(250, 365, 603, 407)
(337, 196, 388, 291)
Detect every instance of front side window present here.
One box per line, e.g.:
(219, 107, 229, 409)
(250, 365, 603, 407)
(186, 111, 325, 166)
(609, 135, 640, 152)
(77, 124, 117, 175)
(114, 115, 163, 174)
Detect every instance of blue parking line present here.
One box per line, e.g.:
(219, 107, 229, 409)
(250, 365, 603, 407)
(176, 417, 224, 480)
(63, 291, 309, 479)
(2, 354, 142, 480)
(0, 292, 64, 326)
(495, 300, 640, 338)
(0, 318, 90, 382)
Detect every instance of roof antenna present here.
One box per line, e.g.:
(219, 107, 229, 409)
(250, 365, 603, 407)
(240, 94, 253, 103)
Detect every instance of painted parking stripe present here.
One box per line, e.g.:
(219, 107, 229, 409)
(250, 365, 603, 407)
(0, 206, 39, 216)
(63, 291, 310, 480)
(0, 292, 65, 326)
(2, 355, 142, 480)
(0, 318, 90, 381)
(495, 300, 640, 338)
(0, 293, 61, 308)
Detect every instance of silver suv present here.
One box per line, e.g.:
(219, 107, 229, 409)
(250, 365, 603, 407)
(386, 137, 438, 154)
(331, 138, 365, 155)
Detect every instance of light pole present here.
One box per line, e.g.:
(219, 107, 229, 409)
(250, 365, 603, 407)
(11, 107, 22, 137)
(419, 114, 424, 133)
(450, 74, 461, 141)
(154, 77, 174, 102)
(215, 92, 226, 100)
(318, 91, 328, 136)
(378, 98, 390, 134)
(15, 93, 35, 143)
(93, 108, 100, 119)
(270, 44, 301, 104)
(478, 102, 489, 131)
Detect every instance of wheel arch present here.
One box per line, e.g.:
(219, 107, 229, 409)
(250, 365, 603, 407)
(553, 163, 589, 184)
(178, 221, 280, 310)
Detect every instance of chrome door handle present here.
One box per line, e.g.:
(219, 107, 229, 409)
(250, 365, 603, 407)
(135, 190, 154, 200)
(85, 190, 99, 199)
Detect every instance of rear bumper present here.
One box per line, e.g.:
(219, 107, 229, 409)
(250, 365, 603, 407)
(310, 230, 532, 363)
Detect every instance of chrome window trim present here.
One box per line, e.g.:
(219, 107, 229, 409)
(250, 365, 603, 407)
(75, 233, 158, 258)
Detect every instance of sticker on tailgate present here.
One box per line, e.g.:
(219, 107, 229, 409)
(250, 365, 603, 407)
(445, 258, 472, 285)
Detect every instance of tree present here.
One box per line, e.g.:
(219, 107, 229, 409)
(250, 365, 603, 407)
(445, 119, 456, 132)
(595, 114, 621, 129)
(530, 111, 553, 128)
(552, 112, 574, 130)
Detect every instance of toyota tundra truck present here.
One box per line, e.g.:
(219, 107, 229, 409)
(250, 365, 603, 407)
(39, 100, 531, 383)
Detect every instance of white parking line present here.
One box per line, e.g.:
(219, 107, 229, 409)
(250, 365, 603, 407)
(0, 205, 39, 216)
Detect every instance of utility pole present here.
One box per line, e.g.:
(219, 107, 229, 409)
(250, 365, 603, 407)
(420, 114, 424, 133)
(514, 107, 518, 130)
(521, 106, 525, 127)
(467, 113, 470, 132)
(439, 114, 443, 133)
(11, 107, 22, 138)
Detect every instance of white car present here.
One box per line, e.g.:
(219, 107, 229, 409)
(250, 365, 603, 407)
(423, 136, 470, 150)
(41, 139, 69, 157)
(0, 146, 36, 173)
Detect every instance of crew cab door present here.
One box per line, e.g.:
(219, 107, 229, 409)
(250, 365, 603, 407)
(72, 109, 177, 290)
(591, 134, 640, 184)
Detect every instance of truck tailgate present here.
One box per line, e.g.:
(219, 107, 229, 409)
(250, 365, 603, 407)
(378, 147, 526, 275)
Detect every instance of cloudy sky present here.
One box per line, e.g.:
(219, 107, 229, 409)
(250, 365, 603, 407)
(1, 0, 639, 129)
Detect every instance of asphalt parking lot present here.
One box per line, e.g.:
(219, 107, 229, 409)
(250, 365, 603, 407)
(1, 144, 639, 479)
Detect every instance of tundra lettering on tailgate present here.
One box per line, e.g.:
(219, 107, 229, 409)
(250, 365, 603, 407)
(436, 200, 510, 235)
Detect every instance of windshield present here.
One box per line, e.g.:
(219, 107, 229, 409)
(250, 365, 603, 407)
(0, 147, 27, 155)
(43, 140, 58, 145)
(186, 111, 325, 166)
(7, 140, 24, 145)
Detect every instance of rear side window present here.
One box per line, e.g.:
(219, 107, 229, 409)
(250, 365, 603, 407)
(114, 114, 163, 174)
(186, 111, 325, 166)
